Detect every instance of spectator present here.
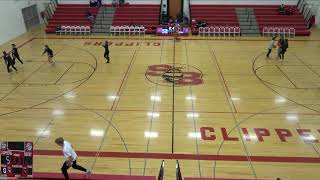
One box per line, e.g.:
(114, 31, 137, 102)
(89, 0, 97, 7)
(266, 37, 276, 59)
(86, 10, 94, 23)
(183, 16, 189, 26)
(97, 0, 102, 7)
(278, 4, 286, 15)
(169, 16, 174, 23)
(196, 20, 202, 28)
(202, 20, 207, 27)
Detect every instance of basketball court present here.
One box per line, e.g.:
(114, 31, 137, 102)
(1, 28, 320, 179)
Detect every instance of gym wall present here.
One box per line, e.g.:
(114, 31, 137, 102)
(57, 0, 161, 4)
(189, 0, 298, 5)
(0, 0, 47, 45)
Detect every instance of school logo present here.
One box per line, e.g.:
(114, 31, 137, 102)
(145, 64, 203, 86)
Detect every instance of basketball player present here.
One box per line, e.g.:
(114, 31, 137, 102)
(102, 40, 110, 63)
(277, 38, 284, 60)
(11, 44, 24, 64)
(266, 37, 276, 59)
(281, 39, 289, 60)
(42, 45, 55, 65)
(55, 137, 91, 180)
(3, 51, 18, 73)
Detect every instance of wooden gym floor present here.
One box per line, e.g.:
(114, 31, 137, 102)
(0, 27, 320, 179)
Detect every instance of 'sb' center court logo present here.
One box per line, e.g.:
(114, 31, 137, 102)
(145, 64, 203, 86)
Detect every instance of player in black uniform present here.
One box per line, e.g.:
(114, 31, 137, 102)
(42, 45, 55, 65)
(11, 44, 23, 64)
(3, 51, 18, 73)
(102, 40, 110, 63)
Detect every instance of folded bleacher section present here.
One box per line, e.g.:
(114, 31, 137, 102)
(253, 5, 310, 36)
(190, 4, 310, 36)
(45, 4, 99, 33)
(190, 5, 240, 35)
(112, 4, 160, 34)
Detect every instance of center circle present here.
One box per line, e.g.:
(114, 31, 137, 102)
(145, 63, 204, 87)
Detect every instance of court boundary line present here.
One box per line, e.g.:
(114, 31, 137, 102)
(184, 40, 202, 177)
(143, 39, 165, 176)
(255, 65, 320, 90)
(90, 50, 138, 175)
(33, 149, 320, 163)
(54, 63, 74, 84)
(209, 51, 256, 178)
(275, 65, 298, 88)
(210, 51, 237, 113)
(25, 172, 265, 180)
(171, 37, 176, 154)
(1, 107, 320, 115)
(32, 37, 320, 42)
(293, 53, 320, 78)
(110, 51, 137, 111)
(252, 53, 320, 114)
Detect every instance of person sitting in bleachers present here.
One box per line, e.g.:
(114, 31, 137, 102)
(183, 16, 189, 26)
(86, 10, 94, 23)
(89, 0, 97, 7)
(196, 20, 202, 28)
(278, 4, 286, 15)
(169, 16, 174, 24)
(97, 0, 102, 7)
(202, 20, 207, 27)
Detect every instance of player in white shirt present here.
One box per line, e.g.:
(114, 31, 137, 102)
(55, 137, 91, 180)
(266, 37, 276, 58)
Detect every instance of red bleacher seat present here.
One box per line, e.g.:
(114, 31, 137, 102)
(45, 4, 98, 33)
(112, 5, 160, 27)
(190, 4, 310, 36)
(190, 5, 240, 29)
(253, 5, 310, 36)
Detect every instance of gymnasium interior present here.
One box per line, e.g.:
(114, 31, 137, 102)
(0, 0, 320, 179)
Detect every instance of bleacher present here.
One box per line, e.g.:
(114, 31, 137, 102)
(252, 5, 310, 36)
(45, 4, 99, 33)
(190, 5, 240, 34)
(112, 4, 160, 34)
(190, 4, 310, 36)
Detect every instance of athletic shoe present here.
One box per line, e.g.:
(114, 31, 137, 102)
(85, 170, 92, 175)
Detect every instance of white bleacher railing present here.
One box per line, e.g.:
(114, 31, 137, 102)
(110, 25, 146, 36)
(198, 26, 241, 37)
(262, 27, 295, 38)
(56, 25, 91, 35)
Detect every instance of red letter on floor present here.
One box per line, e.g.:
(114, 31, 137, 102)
(254, 128, 270, 142)
(221, 128, 239, 141)
(242, 128, 251, 141)
(275, 128, 292, 142)
(93, 42, 102, 46)
(297, 129, 319, 144)
(200, 127, 216, 141)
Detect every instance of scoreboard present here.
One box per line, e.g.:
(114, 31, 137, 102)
(0, 142, 33, 178)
